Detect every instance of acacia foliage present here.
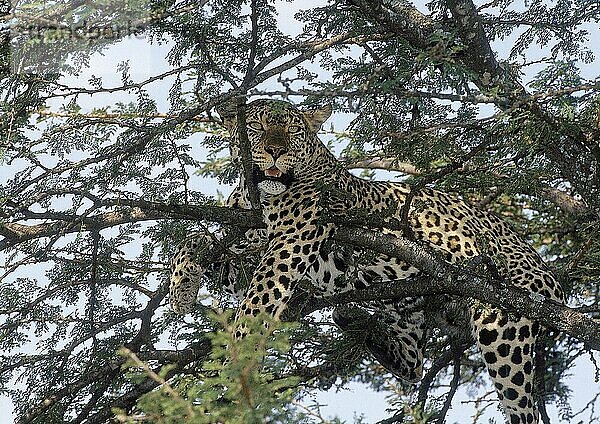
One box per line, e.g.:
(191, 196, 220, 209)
(0, 0, 599, 423)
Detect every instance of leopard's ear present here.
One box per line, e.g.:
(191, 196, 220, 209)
(216, 101, 238, 131)
(303, 105, 332, 133)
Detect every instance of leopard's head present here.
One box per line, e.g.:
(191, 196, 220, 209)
(218, 99, 331, 194)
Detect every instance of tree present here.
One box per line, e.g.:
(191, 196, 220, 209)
(1, 0, 599, 422)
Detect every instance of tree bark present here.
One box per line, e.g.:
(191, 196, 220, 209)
(3, 201, 597, 350)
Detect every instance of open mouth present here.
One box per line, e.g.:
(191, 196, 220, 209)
(264, 167, 283, 178)
(252, 166, 293, 187)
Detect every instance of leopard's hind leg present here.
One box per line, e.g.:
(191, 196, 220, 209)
(333, 298, 427, 382)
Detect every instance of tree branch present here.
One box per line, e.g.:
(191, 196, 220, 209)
(325, 227, 600, 351)
(346, 155, 593, 220)
(3, 201, 599, 350)
(236, 100, 262, 209)
(445, 0, 520, 96)
(348, 0, 599, 206)
(346, 0, 433, 50)
(0, 200, 264, 250)
(435, 345, 463, 423)
(346, 157, 421, 175)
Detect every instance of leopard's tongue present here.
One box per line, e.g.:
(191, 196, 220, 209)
(265, 167, 282, 178)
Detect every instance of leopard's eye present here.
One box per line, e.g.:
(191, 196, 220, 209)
(247, 122, 264, 131)
(287, 125, 302, 133)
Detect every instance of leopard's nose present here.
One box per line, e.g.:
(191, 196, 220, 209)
(265, 145, 287, 159)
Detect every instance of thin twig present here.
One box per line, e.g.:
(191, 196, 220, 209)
(118, 347, 195, 418)
(435, 345, 464, 423)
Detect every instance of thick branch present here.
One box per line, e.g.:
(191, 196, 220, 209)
(445, 0, 521, 96)
(327, 227, 600, 351)
(0, 200, 263, 250)
(236, 101, 261, 209)
(347, 157, 421, 175)
(3, 201, 599, 350)
(346, 0, 433, 50)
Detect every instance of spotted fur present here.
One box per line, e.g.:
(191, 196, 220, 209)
(170, 99, 564, 424)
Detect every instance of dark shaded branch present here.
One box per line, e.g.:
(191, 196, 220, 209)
(435, 345, 464, 423)
(71, 368, 121, 424)
(89, 231, 100, 355)
(326, 227, 600, 351)
(236, 101, 261, 209)
(18, 335, 211, 424)
(376, 411, 405, 424)
(4, 201, 599, 350)
(83, 339, 212, 424)
(16, 359, 124, 424)
(346, 0, 433, 50)
(245, 0, 260, 84)
(445, 0, 522, 96)
(534, 340, 552, 424)
(417, 345, 454, 407)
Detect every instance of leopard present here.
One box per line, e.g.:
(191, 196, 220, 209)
(169, 99, 564, 424)
(170, 185, 428, 381)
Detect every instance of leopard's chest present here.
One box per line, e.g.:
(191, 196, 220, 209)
(260, 188, 321, 237)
